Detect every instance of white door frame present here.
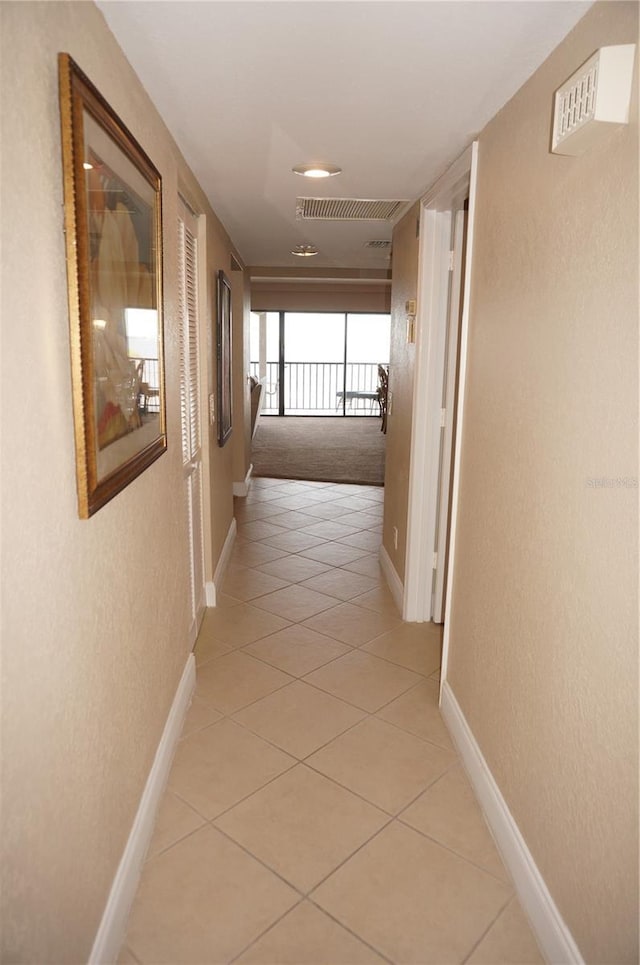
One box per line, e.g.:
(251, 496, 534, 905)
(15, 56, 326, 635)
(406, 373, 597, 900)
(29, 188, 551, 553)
(432, 206, 467, 623)
(403, 142, 478, 680)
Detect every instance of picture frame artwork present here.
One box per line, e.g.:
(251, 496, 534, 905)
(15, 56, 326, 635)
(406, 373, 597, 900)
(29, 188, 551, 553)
(58, 53, 166, 518)
(216, 270, 233, 447)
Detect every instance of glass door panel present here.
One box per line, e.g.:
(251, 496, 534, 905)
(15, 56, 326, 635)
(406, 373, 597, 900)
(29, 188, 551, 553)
(249, 311, 280, 413)
(284, 312, 345, 415)
(345, 313, 391, 416)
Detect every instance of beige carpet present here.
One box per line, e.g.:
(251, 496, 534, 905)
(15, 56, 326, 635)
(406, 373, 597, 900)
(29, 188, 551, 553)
(251, 417, 385, 485)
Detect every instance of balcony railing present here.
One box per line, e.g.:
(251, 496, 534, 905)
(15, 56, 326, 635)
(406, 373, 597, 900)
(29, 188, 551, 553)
(130, 357, 161, 414)
(250, 361, 383, 416)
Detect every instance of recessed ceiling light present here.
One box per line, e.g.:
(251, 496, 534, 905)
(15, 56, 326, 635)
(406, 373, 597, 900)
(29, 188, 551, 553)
(291, 244, 319, 257)
(292, 163, 342, 179)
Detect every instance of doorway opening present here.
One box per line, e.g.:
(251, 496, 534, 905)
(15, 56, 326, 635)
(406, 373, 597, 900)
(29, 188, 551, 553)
(249, 311, 390, 418)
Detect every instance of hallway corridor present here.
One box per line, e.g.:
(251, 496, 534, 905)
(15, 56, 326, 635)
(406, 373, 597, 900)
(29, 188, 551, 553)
(119, 478, 542, 964)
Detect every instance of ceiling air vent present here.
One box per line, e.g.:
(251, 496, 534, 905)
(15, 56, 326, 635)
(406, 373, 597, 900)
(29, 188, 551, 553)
(365, 240, 392, 249)
(296, 197, 407, 221)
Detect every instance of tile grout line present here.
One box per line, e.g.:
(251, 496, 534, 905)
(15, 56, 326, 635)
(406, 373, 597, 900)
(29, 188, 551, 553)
(394, 813, 515, 889)
(368, 708, 456, 755)
(236, 640, 357, 673)
(225, 896, 308, 965)
(305, 812, 398, 897)
(196, 673, 298, 718)
(209, 822, 315, 901)
(241, 621, 360, 651)
(224, 707, 366, 771)
(306, 896, 395, 965)
(211, 795, 399, 911)
(302, 898, 396, 965)
(248, 594, 350, 622)
(141, 807, 211, 863)
(235, 641, 358, 679)
(296, 670, 425, 715)
(460, 893, 516, 964)
(299, 755, 440, 821)
(165, 755, 300, 841)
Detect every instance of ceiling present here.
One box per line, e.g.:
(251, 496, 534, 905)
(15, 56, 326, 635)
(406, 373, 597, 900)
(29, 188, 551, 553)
(98, 1, 591, 272)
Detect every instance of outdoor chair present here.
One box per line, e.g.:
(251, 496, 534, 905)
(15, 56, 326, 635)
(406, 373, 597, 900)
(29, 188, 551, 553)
(377, 364, 389, 433)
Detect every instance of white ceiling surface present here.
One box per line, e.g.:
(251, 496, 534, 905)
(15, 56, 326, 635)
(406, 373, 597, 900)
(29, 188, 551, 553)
(98, 1, 591, 270)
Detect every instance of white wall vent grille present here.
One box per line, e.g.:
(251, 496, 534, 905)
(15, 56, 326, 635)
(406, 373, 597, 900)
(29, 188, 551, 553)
(296, 198, 407, 221)
(365, 240, 392, 249)
(555, 60, 598, 140)
(552, 44, 636, 156)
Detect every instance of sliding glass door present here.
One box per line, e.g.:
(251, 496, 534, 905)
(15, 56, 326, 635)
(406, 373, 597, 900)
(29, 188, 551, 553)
(344, 313, 390, 415)
(250, 310, 390, 416)
(284, 313, 344, 415)
(249, 311, 280, 413)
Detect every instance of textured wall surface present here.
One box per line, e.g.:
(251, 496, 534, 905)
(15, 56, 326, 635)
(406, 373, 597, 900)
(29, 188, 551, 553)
(446, 3, 638, 962)
(382, 203, 420, 580)
(0, 2, 241, 960)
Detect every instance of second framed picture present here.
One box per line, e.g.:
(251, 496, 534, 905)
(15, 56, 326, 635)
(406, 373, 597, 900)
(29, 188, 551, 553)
(216, 270, 233, 447)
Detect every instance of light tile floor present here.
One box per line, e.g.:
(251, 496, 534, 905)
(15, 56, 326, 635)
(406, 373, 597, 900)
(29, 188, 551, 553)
(120, 478, 544, 965)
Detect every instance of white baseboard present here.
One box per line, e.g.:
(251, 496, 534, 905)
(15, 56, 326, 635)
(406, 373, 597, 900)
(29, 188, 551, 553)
(232, 464, 253, 497)
(440, 681, 584, 965)
(206, 516, 237, 607)
(379, 544, 404, 616)
(89, 654, 196, 964)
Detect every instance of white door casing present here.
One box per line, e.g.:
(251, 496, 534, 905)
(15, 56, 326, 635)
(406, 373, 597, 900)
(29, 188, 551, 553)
(403, 142, 478, 687)
(432, 206, 468, 623)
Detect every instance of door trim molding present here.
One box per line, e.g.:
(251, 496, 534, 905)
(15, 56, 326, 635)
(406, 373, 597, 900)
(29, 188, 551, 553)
(439, 143, 478, 682)
(89, 654, 196, 964)
(403, 142, 478, 651)
(440, 681, 584, 964)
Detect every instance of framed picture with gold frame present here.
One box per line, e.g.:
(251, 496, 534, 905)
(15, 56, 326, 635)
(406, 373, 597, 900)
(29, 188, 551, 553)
(58, 53, 166, 518)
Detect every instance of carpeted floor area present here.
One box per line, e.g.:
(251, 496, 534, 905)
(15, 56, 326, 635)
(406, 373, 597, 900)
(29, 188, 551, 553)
(251, 417, 386, 486)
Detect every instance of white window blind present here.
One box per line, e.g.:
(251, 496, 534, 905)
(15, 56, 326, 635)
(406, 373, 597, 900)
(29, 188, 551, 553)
(178, 200, 205, 635)
(178, 216, 200, 465)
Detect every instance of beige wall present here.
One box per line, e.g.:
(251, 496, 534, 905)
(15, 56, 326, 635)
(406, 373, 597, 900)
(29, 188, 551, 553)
(446, 3, 638, 962)
(251, 281, 391, 314)
(382, 203, 419, 579)
(0, 2, 243, 960)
